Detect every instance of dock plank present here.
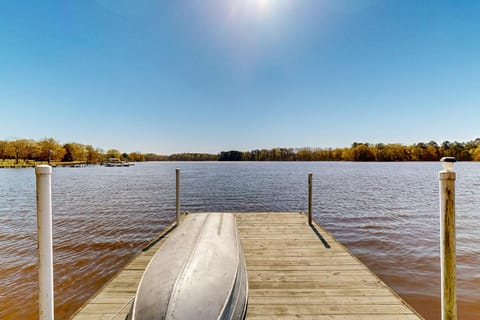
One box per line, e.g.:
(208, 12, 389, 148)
(235, 212, 424, 320)
(71, 213, 423, 320)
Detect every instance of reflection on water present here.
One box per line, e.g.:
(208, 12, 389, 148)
(0, 162, 479, 319)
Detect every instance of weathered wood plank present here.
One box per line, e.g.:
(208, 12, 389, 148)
(246, 265, 368, 272)
(247, 315, 421, 320)
(234, 212, 423, 320)
(71, 213, 423, 320)
(248, 270, 373, 277)
(240, 241, 331, 249)
(248, 288, 396, 297)
(77, 303, 128, 313)
(248, 280, 385, 290)
(248, 275, 383, 282)
(249, 295, 403, 305)
(247, 304, 414, 315)
(245, 259, 362, 266)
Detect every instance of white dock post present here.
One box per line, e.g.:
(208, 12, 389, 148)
(176, 168, 180, 225)
(308, 173, 312, 225)
(439, 157, 457, 320)
(35, 165, 54, 320)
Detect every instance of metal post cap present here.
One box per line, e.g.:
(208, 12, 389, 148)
(35, 165, 52, 175)
(440, 157, 456, 163)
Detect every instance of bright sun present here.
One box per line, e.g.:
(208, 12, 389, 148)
(228, 0, 278, 19)
(254, 0, 271, 15)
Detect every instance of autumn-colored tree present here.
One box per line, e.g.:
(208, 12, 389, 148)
(297, 148, 313, 161)
(350, 143, 376, 161)
(128, 152, 145, 162)
(471, 146, 480, 161)
(0, 140, 7, 161)
(341, 148, 354, 161)
(2, 137, 480, 164)
(63, 143, 87, 162)
(85, 145, 104, 163)
(23, 139, 39, 161)
(105, 149, 122, 160)
(7, 139, 30, 164)
(38, 138, 66, 163)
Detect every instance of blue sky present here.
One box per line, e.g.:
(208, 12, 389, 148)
(1, 0, 479, 154)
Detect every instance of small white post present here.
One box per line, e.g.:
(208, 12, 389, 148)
(176, 168, 180, 225)
(35, 165, 54, 320)
(308, 173, 312, 225)
(439, 157, 457, 320)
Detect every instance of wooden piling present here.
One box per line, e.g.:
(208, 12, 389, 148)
(176, 168, 180, 225)
(439, 169, 457, 320)
(308, 173, 312, 225)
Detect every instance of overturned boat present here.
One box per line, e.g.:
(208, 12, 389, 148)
(127, 212, 248, 320)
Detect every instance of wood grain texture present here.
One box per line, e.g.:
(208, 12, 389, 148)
(71, 213, 424, 320)
(235, 212, 424, 320)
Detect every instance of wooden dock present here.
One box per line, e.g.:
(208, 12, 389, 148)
(71, 212, 424, 320)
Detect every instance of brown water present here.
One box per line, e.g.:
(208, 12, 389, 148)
(0, 162, 479, 319)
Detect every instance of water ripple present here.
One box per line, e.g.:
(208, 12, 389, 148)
(1, 162, 479, 319)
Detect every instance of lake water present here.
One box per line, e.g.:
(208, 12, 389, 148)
(0, 162, 479, 319)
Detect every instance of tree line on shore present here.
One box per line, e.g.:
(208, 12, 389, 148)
(217, 139, 480, 161)
(1, 138, 480, 164)
(0, 138, 145, 164)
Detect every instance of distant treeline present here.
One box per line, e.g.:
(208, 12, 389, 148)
(0, 138, 144, 164)
(217, 140, 480, 161)
(143, 139, 480, 161)
(1, 138, 480, 164)
(143, 153, 218, 161)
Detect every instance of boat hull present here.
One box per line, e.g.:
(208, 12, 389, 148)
(128, 212, 248, 320)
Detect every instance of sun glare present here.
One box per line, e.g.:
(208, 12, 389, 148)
(199, 0, 293, 74)
(255, 0, 271, 16)
(228, 0, 279, 20)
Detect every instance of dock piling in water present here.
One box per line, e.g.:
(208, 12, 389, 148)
(439, 157, 457, 320)
(35, 165, 54, 320)
(308, 173, 313, 225)
(176, 168, 180, 225)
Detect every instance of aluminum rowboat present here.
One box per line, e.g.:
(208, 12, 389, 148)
(127, 212, 248, 320)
